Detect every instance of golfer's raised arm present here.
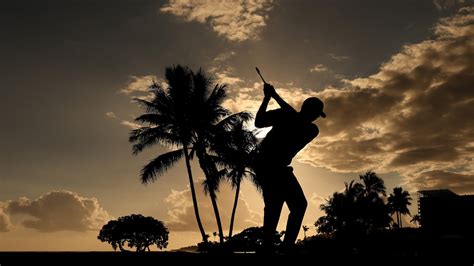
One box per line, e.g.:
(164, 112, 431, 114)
(255, 91, 271, 128)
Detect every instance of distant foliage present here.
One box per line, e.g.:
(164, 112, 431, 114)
(225, 226, 282, 252)
(98, 214, 169, 252)
(197, 226, 283, 253)
(315, 171, 393, 237)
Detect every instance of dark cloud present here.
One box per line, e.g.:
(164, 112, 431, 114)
(433, 0, 473, 10)
(305, 8, 474, 178)
(412, 170, 474, 194)
(4, 191, 111, 232)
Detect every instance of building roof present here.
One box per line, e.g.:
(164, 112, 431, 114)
(418, 189, 458, 198)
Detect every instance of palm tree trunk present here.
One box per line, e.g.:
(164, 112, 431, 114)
(197, 151, 225, 243)
(399, 211, 403, 228)
(183, 145, 208, 243)
(228, 180, 240, 238)
(209, 189, 225, 243)
(396, 211, 400, 229)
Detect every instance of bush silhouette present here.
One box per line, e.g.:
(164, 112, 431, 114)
(225, 226, 282, 252)
(98, 214, 169, 252)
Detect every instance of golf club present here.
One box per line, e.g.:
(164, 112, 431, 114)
(255, 67, 268, 85)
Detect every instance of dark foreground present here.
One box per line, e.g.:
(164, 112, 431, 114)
(2, 230, 474, 265)
(1, 250, 473, 266)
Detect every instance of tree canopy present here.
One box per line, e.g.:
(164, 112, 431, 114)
(98, 214, 169, 252)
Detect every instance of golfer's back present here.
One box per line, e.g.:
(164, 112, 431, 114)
(257, 109, 318, 168)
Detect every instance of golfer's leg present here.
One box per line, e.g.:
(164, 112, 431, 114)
(263, 186, 284, 249)
(283, 172, 307, 246)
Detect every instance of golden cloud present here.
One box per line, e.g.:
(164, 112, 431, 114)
(160, 0, 274, 41)
(4, 191, 111, 232)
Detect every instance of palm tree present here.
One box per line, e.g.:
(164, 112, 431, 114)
(207, 119, 259, 238)
(388, 187, 412, 228)
(188, 70, 253, 243)
(359, 171, 386, 197)
(129, 65, 208, 242)
(410, 214, 421, 228)
(317, 173, 391, 236)
(302, 225, 309, 239)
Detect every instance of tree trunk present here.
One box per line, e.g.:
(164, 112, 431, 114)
(228, 180, 241, 238)
(209, 189, 225, 243)
(396, 211, 400, 229)
(399, 212, 403, 228)
(183, 145, 208, 243)
(196, 150, 225, 243)
(203, 156, 225, 243)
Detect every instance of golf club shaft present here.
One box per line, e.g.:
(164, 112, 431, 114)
(255, 67, 268, 84)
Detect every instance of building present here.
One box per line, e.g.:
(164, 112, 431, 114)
(418, 189, 474, 235)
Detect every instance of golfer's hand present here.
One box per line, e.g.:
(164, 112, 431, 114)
(264, 83, 276, 98)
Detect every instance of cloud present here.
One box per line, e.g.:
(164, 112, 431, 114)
(105, 110, 141, 130)
(0, 205, 12, 232)
(105, 112, 117, 119)
(208, 51, 243, 86)
(309, 7, 474, 192)
(411, 170, 474, 194)
(433, 0, 473, 10)
(120, 120, 141, 129)
(224, 8, 474, 193)
(165, 181, 261, 232)
(328, 53, 350, 61)
(160, 0, 274, 41)
(309, 192, 326, 207)
(119, 75, 157, 95)
(309, 64, 329, 73)
(4, 191, 111, 232)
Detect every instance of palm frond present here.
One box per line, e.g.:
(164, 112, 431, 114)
(129, 127, 182, 154)
(140, 149, 183, 184)
(134, 113, 171, 126)
(215, 112, 253, 132)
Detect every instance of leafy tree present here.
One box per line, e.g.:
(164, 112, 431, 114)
(388, 187, 412, 228)
(98, 214, 169, 252)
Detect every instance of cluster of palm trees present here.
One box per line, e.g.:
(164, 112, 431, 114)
(129, 65, 259, 244)
(316, 171, 413, 237)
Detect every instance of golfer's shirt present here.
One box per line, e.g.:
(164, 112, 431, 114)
(256, 108, 318, 169)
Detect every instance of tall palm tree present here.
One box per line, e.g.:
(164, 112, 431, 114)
(188, 70, 253, 243)
(359, 171, 386, 197)
(210, 121, 259, 238)
(129, 65, 208, 242)
(388, 187, 412, 228)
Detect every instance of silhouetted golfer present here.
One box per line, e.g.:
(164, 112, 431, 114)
(255, 83, 326, 251)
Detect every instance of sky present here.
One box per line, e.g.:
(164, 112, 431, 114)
(1, 0, 473, 251)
